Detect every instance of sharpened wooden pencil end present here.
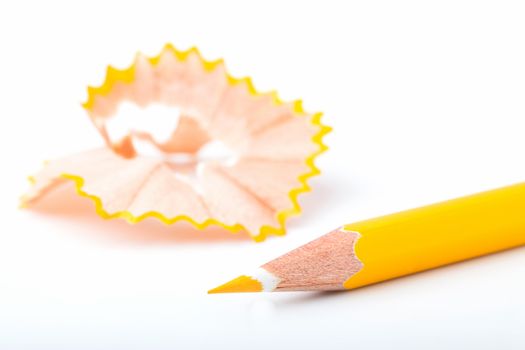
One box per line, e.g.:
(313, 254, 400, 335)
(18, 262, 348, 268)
(208, 275, 263, 294)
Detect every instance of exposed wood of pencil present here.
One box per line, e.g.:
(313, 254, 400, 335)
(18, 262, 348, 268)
(209, 182, 525, 293)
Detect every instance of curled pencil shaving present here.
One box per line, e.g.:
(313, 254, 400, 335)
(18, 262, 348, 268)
(22, 45, 331, 241)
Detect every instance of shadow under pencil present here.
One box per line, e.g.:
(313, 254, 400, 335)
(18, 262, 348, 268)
(272, 244, 525, 309)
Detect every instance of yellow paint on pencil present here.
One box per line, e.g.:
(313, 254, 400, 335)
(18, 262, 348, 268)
(343, 182, 525, 289)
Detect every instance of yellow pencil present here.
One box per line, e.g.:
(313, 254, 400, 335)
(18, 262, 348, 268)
(209, 182, 525, 293)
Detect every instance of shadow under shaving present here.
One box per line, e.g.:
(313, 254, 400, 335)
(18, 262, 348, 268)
(272, 245, 525, 309)
(26, 168, 349, 245)
(26, 181, 252, 245)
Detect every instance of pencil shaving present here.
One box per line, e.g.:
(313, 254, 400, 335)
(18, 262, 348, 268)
(21, 44, 331, 241)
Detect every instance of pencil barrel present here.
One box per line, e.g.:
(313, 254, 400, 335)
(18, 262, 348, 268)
(343, 183, 525, 289)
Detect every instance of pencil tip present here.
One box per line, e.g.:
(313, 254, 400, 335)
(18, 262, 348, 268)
(208, 275, 263, 294)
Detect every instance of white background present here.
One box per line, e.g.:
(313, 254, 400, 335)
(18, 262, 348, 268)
(1, 1, 524, 349)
